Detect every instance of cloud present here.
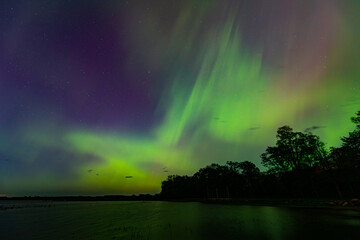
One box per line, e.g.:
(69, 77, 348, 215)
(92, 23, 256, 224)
(304, 126, 326, 132)
(248, 127, 261, 131)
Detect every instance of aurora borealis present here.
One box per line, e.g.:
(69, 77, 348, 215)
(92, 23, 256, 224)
(0, 0, 359, 196)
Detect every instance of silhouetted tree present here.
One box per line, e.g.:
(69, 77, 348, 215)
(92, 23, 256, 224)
(328, 111, 360, 196)
(261, 126, 327, 173)
(193, 164, 234, 198)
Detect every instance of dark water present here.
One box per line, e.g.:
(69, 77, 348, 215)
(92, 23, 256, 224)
(1, 201, 360, 240)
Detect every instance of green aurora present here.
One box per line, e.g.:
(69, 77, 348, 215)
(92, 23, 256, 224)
(0, 0, 359, 195)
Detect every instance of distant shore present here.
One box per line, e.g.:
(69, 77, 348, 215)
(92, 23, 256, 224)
(1, 196, 360, 211)
(197, 198, 360, 210)
(0, 194, 159, 202)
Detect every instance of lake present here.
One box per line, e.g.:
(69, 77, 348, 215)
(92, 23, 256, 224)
(1, 201, 360, 239)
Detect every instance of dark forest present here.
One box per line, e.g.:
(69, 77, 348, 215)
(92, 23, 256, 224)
(161, 111, 360, 200)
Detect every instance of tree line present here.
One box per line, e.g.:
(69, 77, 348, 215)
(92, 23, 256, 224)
(161, 110, 360, 199)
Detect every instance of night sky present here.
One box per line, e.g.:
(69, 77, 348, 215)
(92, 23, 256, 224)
(0, 0, 359, 196)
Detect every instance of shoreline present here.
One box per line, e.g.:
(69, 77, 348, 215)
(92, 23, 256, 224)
(1, 196, 360, 211)
(169, 197, 360, 210)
